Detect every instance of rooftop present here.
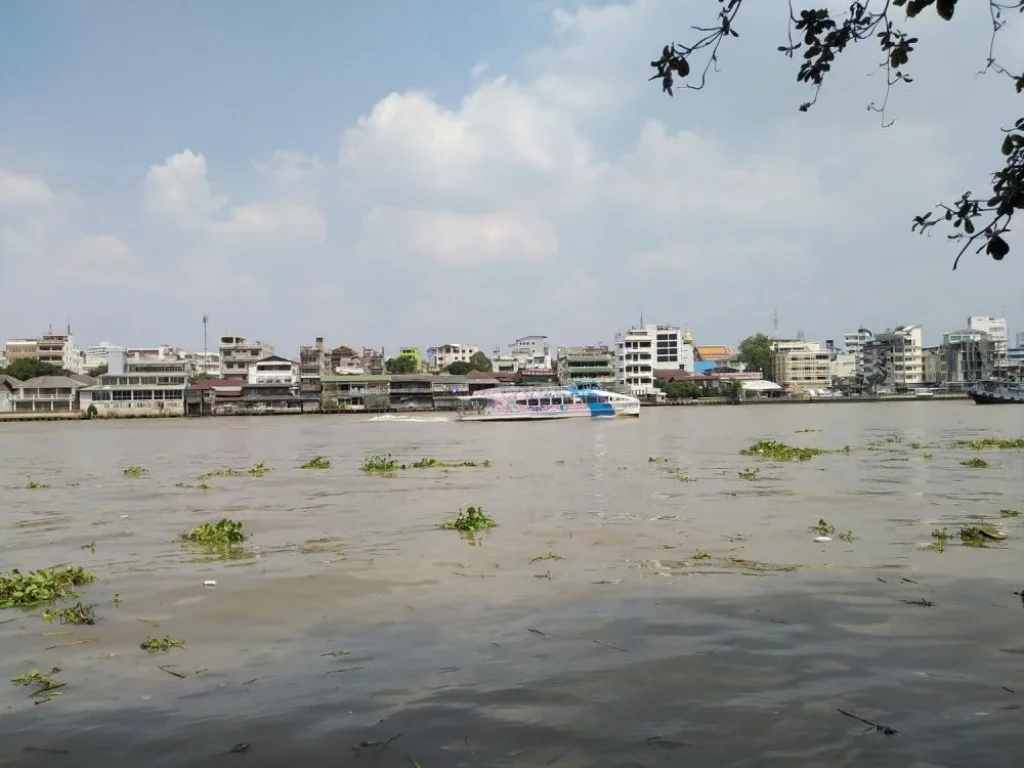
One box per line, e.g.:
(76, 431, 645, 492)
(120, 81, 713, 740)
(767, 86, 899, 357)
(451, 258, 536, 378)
(188, 378, 246, 390)
(18, 375, 83, 389)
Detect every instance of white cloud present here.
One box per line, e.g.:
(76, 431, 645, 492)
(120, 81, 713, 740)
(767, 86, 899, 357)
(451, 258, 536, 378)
(143, 150, 225, 227)
(145, 150, 325, 242)
(361, 207, 558, 265)
(0, 168, 55, 206)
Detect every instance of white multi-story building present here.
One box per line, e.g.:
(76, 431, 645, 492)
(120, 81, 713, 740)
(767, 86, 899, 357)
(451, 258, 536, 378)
(185, 350, 221, 377)
(772, 340, 832, 392)
(247, 355, 300, 386)
(614, 324, 695, 396)
(967, 316, 1008, 359)
(829, 352, 857, 383)
(508, 336, 552, 370)
(80, 351, 193, 417)
(219, 335, 275, 378)
(84, 342, 127, 371)
(860, 324, 924, 390)
(427, 343, 479, 370)
(36, 331, 83, 374)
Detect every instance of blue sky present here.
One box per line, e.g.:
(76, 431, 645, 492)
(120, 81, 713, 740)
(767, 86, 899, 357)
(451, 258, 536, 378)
(1, 0, 1022, 356)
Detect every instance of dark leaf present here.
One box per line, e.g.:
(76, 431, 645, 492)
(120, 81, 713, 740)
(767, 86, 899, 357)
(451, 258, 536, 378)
(987, 234, 1009, 261)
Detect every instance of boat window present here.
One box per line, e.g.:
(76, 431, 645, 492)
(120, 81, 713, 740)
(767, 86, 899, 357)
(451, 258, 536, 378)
(599, 395, 609, 403)
(516, 398, 530, 406)
(528, 398, 539, 407)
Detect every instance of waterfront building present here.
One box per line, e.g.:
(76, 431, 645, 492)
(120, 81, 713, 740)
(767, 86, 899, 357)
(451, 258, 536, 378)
(942, 328, 995, 387)
(247, 355, 300, 386)
(0, 375, 23, 412)
(80, 351, 192, 417)
(859, 324, 924, 391)
(771, 340, 832, 393)
(967, 316, 1008, 363)
(614, 324, 694, 397)
(321, 374, 389, 411)
(556, 345, 615, 387)
(9, 375, 87, 414)
(219, 335, 275, 378)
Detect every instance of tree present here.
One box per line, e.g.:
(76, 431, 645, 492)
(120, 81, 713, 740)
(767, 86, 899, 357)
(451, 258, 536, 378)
(656, 378, 703, 399)
(446, 361, 473, 375)
(1, 358, 62, 381)
(650, 1, 1024, 268)
(385, 355, 418, 374)
(87, 364, 108, 378)
(468, 351, 493, 372)
(737, 333, 775, 380)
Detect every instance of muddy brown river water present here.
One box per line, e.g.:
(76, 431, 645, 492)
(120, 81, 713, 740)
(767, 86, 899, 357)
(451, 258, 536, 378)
(1, 403, 1023, 767)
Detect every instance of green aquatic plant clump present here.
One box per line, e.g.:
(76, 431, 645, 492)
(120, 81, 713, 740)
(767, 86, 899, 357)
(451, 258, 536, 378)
(140, 637, 185, 653)
(954, 437, 1024, 450)
(42, 602, 96, 625)
(361, 454, 398, 474)
(738, 468, 760, 481)
(960, 457, 989, 468)
(301, 456, 331, 470)
(247, 462, 271, 477)
(441, 506, 498, 532)
(12, 667, 65, 698)
(179, 519, 246, 546)
(809, 519, 836, 536)
(0, 566, 97, 610)
(1000, 509, 1021, 518)
(409, 457, 490, 469)
(740, 440, 834, 462)
(123, 465, 147, 477)
(24, 480, 50, 490)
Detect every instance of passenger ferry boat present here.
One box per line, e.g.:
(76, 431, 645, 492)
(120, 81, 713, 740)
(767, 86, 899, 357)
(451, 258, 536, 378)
(968, 378, 1024, 404)
(455, 380, 641, 422)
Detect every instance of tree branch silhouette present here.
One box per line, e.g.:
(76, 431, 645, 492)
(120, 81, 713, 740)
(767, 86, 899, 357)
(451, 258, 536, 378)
(650, 0, 1024, 269)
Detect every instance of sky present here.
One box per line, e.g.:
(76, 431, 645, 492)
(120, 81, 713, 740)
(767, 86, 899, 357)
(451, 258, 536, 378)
(0, 0, 1022, 357)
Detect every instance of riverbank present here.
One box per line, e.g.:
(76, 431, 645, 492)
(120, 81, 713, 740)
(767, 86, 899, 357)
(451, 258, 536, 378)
(0, 393, 975, 422)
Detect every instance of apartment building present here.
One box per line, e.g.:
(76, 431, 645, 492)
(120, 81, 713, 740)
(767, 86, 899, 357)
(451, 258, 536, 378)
(427, 343, 479, 370)
(506, 336, 552, 370)
(613, 324, 696, 396)
(84, 341, 127, 370)
(942, 328, 995, 386)
(967, 316, 1008, 359)
(247, 355, 300, 386)
(4, 339, 38, 363)
(771, 340, 832, 392)
(300, 338, 328, 379)
(556, 345, 615, 386)
(219, 335, 275, 378)
(860, 324, 924, 390)
(37, 332, 83, 374)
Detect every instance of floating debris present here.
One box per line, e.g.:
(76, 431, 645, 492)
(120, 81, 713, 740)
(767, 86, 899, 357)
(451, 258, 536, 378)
(0, 567, 97, 610)
(960, 457, 989, 468)
(441, 506, 497, 532)
(361, 454, 398, 474)
(11, 667, 65, 699)
(122, 465, 147, 478)
(809, 519, 836, 536)
(140, 637, 185, 653)
(180, 519, 246, 547)
(300, 456, 331, 470)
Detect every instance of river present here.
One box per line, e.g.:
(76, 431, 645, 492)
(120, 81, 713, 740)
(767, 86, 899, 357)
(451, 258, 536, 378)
(1, 402, 1023, 767)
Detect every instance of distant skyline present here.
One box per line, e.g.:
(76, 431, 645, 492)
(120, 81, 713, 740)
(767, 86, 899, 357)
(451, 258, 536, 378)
(1, 1, 1021, 352)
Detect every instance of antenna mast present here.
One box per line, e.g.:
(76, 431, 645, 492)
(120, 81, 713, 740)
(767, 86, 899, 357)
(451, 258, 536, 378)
(202, 313, 209, 361)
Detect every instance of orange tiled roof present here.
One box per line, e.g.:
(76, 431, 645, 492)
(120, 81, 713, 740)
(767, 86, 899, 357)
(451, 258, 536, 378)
(695, 345, 732, 361)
